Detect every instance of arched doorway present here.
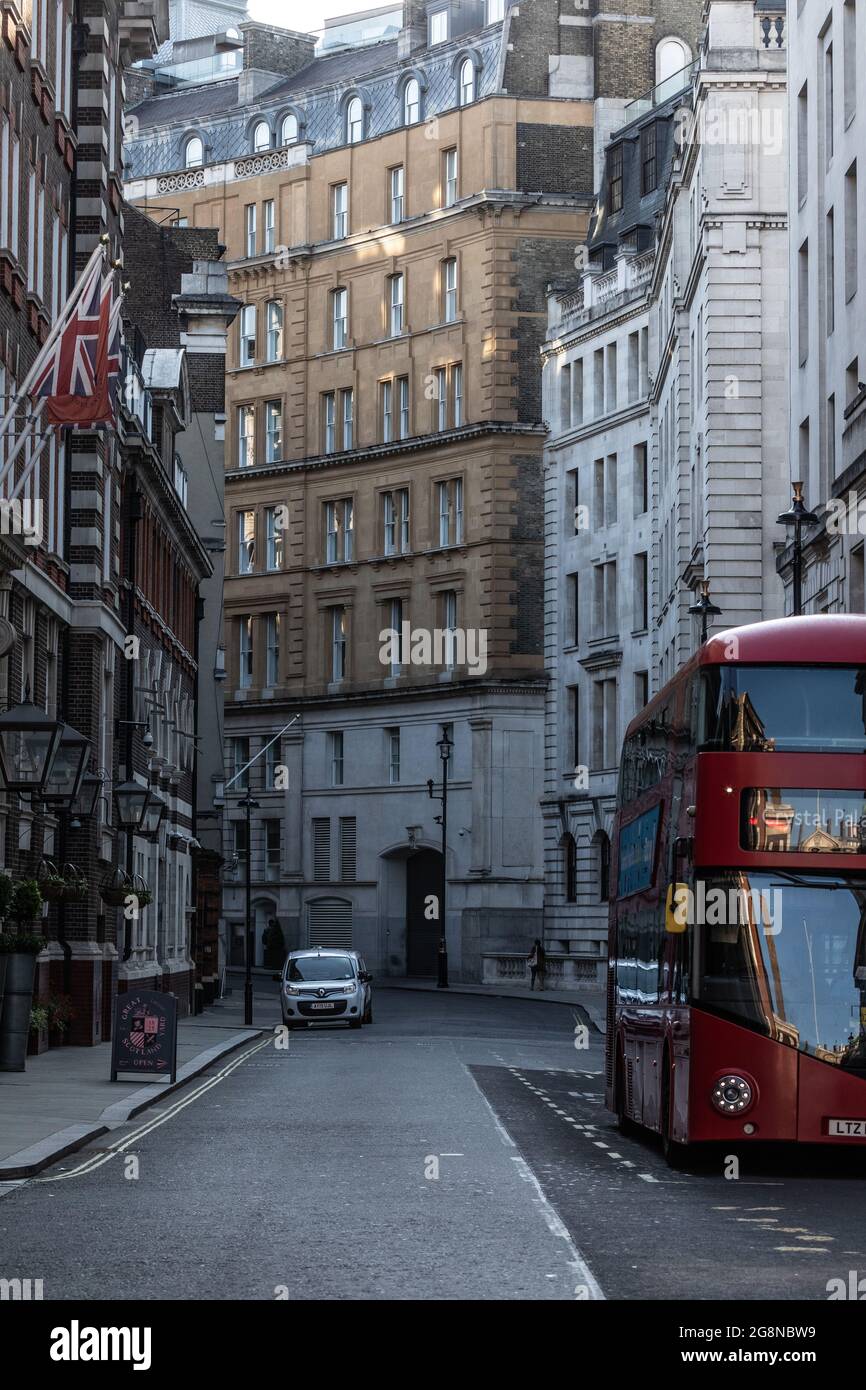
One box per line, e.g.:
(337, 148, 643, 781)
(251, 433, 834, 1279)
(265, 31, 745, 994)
(406, 849, 444, 977)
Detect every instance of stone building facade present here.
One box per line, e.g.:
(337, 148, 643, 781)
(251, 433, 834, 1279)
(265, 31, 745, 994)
(124, 0, 704, 983)
(781, 0, 866, 612)
(540, 0, 789, 980)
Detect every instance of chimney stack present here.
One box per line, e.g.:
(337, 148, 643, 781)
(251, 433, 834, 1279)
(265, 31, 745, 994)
(398, 0, 428, 58)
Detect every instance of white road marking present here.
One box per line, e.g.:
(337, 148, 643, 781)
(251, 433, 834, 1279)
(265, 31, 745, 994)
(29, 1036, 272, 1185)
(510, 1156, 605, 1300)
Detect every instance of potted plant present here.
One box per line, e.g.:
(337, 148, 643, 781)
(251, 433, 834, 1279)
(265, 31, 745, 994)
(28, 1003, 49, 1056)
(10, 879, 44, 927)
(0, 893, 46, 1072)
(0, 872, 12, 1021)
(0, 873, 12, 922)
(46, 994, 75, 1045)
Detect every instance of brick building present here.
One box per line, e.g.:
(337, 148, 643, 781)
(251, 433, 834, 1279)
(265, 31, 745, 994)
(121, 202, 239, 1007)
(124, 1, 699, 984)
(0, 0, 236, 1049)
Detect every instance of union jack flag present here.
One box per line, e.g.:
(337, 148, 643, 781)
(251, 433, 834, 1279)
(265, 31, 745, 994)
(30, 255, 103, 403)
(35, 267, 123, 428)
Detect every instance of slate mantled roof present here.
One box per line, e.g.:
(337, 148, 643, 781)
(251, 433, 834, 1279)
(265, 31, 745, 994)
(125, 23, 504, 178)
(254, 39, 401, 101)
(129, 38, 403, 129)
(129, 75, 243, 126)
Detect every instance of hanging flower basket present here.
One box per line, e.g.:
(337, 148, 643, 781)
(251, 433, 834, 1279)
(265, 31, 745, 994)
(37, 860, 66, 904)
(99, 870, 152, 908)
(99, 868, 136, 908)
(60, 864, 88, 903)
(131, 874, 153, 908)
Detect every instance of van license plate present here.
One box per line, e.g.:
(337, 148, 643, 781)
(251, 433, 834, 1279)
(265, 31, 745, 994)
(310, 1002, 334, 1010)
(828, 1119, 866, 1137)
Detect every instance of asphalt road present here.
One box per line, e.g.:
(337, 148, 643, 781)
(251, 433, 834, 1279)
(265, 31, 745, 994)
(1, 986, 864, 1301)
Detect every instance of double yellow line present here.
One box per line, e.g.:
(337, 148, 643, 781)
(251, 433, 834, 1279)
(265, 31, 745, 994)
(34, 1035, 272, 1184)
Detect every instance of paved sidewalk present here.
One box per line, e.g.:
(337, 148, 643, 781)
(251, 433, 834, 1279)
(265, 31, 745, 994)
(0, 991, 273, 1180)
(375, 977, 607, 1032)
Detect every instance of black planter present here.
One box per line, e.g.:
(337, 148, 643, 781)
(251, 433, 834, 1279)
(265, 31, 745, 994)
(0, 953, 37, 1072)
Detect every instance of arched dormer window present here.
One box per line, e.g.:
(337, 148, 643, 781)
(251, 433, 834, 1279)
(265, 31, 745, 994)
(346, 95, 365, 144)
(281, 111, 299, 146)
(184, 135, 203, 168)
(403, 76, 421, 126)
(459, 57, 476, 107)
(252, 120, 271, 153)
(655, 37, 691, 87)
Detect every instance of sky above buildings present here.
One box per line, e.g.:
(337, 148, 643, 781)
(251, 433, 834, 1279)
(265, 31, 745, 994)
(250, 0, 375, 35)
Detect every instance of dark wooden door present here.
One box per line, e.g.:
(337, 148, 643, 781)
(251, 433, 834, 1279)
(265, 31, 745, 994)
(406, 850, 443, 977)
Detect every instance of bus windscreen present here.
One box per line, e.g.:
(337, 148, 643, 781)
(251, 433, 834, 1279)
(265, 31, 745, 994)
(697, 871, 866, 1071)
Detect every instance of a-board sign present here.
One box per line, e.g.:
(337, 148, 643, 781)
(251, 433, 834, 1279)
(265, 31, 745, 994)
(111, 989, 178, 1084)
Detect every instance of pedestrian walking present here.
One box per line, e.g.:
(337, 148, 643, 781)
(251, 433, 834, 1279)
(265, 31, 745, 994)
(528, 938, 546, 991)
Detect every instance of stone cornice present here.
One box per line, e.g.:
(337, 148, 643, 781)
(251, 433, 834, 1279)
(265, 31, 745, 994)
(225, 421, 547, 484)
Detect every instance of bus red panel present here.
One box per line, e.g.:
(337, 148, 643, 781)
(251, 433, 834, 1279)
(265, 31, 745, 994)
(695, 752, 866, 871)
(688, 1010, 798, 1143)
(797, 1051, 866, 1144)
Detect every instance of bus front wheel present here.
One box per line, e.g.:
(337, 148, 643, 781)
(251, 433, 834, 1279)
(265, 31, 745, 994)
(661, 1055, 688, 1169)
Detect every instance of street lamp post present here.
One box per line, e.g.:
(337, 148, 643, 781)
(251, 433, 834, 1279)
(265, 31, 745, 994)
(688, 579, 723, 645)
(39, 725, 93, 997)
(41, 724, 90, 808)
(427, 727, 453, 989)
(240, 792, 259, 1026)
(777, 482, 819, 617)
(113, 780, 153, 959)
(0, 683, 64, 796)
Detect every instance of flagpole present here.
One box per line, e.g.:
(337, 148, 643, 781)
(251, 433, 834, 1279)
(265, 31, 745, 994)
(0, 241, 105, 442)
(0, 403, 45, 494)
(6, 423, 51, 510)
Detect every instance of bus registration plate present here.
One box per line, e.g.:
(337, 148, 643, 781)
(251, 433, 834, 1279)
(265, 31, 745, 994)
(829, 1119, 866, 1137)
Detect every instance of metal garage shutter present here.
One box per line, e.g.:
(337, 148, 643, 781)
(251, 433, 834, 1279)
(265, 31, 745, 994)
(307, 899, 353, 949)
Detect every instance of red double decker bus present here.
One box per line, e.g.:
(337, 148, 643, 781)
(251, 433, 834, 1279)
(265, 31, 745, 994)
(605, 615, 866, 1164)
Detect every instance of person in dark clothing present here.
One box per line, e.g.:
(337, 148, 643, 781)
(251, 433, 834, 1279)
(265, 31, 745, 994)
(528, 938, 546, 990)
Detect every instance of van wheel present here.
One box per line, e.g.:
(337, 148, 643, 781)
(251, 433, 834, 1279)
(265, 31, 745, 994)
(661, 1055, 688, 1169)
(364, 1003, 373, 1024)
